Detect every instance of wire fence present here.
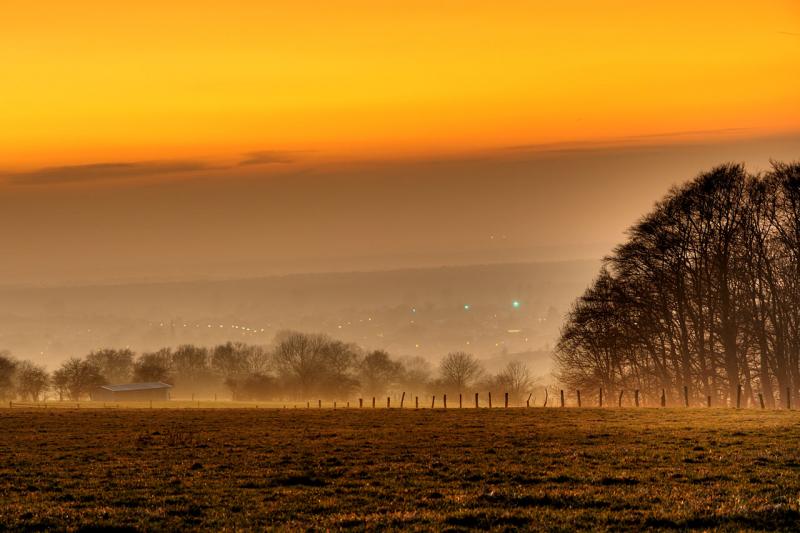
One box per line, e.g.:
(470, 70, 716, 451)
(4, 385, 792, 410)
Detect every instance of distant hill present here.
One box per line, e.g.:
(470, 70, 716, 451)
(0, 260, 599, 368)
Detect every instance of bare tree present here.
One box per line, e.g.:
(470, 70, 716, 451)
(359, 350, 403, 396)
(169, 345, 218, 393)
(0, 351, 18, 401)
(133, 351, 172, 383)
(86, 348, 134, 384)
(272, 331, 330, 397)
(317, 339, 360, 397)
(211, 342, 252, 380)
(213, 342, 274, 399)
(496, 360, 535, 403)
(51, 368, 69, 401)
(15, 361, 49, 402)
(271, 331, 360, 398)
(54, 358, 106, 401)
(439, 351, 483, 392)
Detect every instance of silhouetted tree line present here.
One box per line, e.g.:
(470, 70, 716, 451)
(0, 350, 49, 402)
(0, 331, 540, 402)
(556, 162, 800, 407)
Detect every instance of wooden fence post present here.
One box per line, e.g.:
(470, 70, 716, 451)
(634, 389, 640, 407)
(618, 390, 624, 407)
(736, 384, 742, 409)
(684, 386, 689, 407)
(347, 401, 350, 408)
(475, 392, 479, 408)
(372, 397, 376, 408)
(707, 395, 711, 408)
(560, 390, 565, 407)
(787, 387, 792, 410)
(504, 392, 509, 408)
(387, 397, 391, 408)
(459, 393, 462, 408)
(443, 394, 447, 409)
(577, 390, 582, 408)
(415, 396, 419, 409)
(431, 396, 435, 409)
(359, 398, 363, 408)
(307, 401, 310, 409)
(318, 400, 322, 409)
(599, 388, 603, 408)
(333, 401, 337, 410)
(660, 389, 666, 407)
(400, 392, 405, 408)
(758, 393, 765, 409)
(488, 392, 492, 408)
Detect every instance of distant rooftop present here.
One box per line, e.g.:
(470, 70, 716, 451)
(100, 382, 172, 392)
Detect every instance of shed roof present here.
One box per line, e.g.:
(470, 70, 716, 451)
(100, 382, 172, 392)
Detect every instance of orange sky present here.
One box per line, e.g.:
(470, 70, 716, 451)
(2, 1, 798, 170)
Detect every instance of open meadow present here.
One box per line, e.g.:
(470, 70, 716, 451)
(2, 407, 800, 531)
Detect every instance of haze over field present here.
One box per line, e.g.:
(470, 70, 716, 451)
(0, 261, 598, 374)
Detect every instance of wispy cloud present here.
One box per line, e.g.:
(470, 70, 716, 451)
(778, 31, 800, 37)
(3, 160, 209, 186)
(618, 127, 750, 140)
(506, 127, 752, 154)
(237, 150, 301, 166)
(2, 149, 309, 187)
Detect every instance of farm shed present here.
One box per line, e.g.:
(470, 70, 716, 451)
(91, 382, 172, 402)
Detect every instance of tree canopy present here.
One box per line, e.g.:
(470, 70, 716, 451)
(556, 162, 800, 407)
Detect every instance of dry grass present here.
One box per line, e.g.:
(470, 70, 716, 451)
(2, 407, 800, 531)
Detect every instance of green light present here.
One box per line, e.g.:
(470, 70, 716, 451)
(464, 304, 471, 310)
(512, 300, 521, 308)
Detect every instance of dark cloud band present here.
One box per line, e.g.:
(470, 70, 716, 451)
(2, 161, 209, 186)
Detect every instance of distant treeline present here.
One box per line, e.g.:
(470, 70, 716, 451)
(0, 331, 540, 402)
(556, 162, 800, 407)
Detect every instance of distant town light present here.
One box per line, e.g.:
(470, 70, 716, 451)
(463, 304, 471, 310)
(512, 300, 521, 308)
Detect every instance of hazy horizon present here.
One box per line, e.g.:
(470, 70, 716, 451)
(2, 131, 798, 287)
(2, 1, 798, 287)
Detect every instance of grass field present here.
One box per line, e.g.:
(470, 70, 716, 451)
(2, 407, 800, 531)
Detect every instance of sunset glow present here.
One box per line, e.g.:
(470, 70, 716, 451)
(2, 1, 798, 169)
